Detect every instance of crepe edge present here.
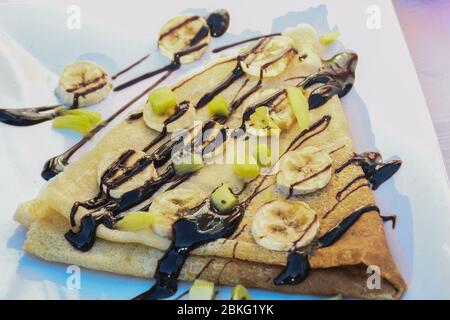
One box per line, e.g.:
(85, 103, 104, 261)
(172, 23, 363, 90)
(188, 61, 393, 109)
(15, 200, 405, 299)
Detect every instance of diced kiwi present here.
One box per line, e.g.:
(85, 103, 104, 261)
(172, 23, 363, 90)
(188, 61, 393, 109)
(188, 279, 215, 300)
(173, 153, 204, 175)
(255, 143, 272, 167)
(115, 211, 160, 231)
(53, 109, 103, 136)
(147, 87, 177, 115)
(249, 106, 280, 131)
(320, 31, 340, 45)
(231, 284, 252, 300)
(286, 86, 310, 131)
(207, 94, 230, 117)
(233, 155, 260, 179)
(211, 184, 238, 213)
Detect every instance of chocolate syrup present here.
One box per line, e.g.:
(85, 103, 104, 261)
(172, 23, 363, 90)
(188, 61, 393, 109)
(134, 201, 243, 300)
(41, 72, 172, 180)
(190, 26, 210, 46)
(0, 104, 61, 126)
(112, 54, 151, 80)
(195, 60, 245, 109)
(297, 52, 358, 109)
(212, 32, 281, 53)
(71, 77, 108, 108)
(274, 204, 380, 285)
(288, 164, 332, 198)
(114, 43, 207, 92)
(206, 9, 230, 37)
(159, 16, 201, 41)
(126, 111, 143, 121)
(142, 101, 190, 152)
(335, 152, 402, 190)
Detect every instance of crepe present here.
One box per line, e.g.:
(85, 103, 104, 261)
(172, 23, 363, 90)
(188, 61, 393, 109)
(14, 26, 406, 299)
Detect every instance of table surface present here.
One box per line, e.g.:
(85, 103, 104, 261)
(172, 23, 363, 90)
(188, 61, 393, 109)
(394, 0, 450, 179)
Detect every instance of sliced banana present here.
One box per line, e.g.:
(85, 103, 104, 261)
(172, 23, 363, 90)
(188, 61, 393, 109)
(282, 24, 322, 74)
(250, 89, 295, 130)
(148, 188, 205, 238)
(240, 35, 297, 79)
(277, 146, 332, 197)
(252, 199, 320, 251)
(55, 61, 112, 108)
(97, 149, 157, 199)
(158, 14, 211, 64)
(144, 101, 196, 133)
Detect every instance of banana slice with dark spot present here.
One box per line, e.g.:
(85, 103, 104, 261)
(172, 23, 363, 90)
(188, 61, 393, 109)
(240, 35, 297, 78)
(158, 14, 211, 64)
(55, 61, 112, 108)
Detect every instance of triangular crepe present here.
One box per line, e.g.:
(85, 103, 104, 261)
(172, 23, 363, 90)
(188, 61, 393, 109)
(14, 25, 406, 299)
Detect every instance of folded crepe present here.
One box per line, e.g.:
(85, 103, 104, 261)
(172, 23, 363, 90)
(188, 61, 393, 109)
(14, 25, 406, 299)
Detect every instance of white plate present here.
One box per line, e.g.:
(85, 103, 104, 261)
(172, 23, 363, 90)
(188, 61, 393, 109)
(1, 0, 450, 300)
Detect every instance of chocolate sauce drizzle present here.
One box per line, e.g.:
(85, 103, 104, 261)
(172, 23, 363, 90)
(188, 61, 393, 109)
(41, 72, 172, 181)
(335, 152, 402, 190)
(275, 150, 402, 286)
(297, 52, 358, 109)
(206, 9, 230, 38)
(274, 204, 380, 285)
(196, 37, 280, 110)
(287, 164, 332, 199)
(112, 54, 151, 80)
(114, 43, 208, 92)
(68, 103, 189, 230)
(70, 75, 108, 108)
(134, 201, 243, 300)
(0, 104, 61, 126)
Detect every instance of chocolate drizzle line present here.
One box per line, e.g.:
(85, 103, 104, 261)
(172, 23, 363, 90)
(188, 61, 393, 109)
(112, 54, 151, 80)
(41, 71, 172, 181)
(274, 204, 380, 286)
(335, 174, 366, 201)
(68, 107, 191, 229)
(159, 16, 201, 41)
(195, 37, 275, 110)
(0, 104, 61, 126)
(142, 101, 190, 152)
(297, 52, 358, 109)
(335, 152, 402, 190)
(114, 43, 207, 92)
(70, 75, 108, 108)
(212, 32, 281, 53)
(287, 164, 332, 199)
(133, 202, 243, 300)
(126, 111, 143, 122)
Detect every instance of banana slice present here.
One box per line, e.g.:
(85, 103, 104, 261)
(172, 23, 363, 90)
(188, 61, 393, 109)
(148, 188, 205, 238)
(277, 146, 332, 197)
(55, 61, 112, 108)
(252, 199, 320, 251)
(97, 149, 157, 199)
(250, 89, 294, 130)
(158, 14, 211, 64)
(240, 35, 297, 79)
(282, 24, 322, 74)
(143, 101, 196, 133)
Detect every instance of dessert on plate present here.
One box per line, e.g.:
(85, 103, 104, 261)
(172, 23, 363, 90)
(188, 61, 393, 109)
(7, 14, 405, 299)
